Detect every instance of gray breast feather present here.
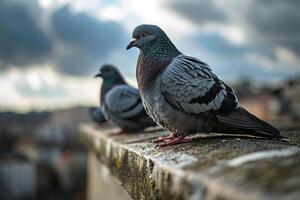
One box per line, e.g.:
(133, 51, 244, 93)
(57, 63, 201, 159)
(104, 84, 144, 119)
(160, 54, 239, 114)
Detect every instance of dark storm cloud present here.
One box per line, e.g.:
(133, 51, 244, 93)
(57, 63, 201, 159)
(165, 0, 227, 24)
(197, 33, 248, 56)
(50, 6, 128, 76)
(245, 0, 300, 56)
(0, 2, 128, 76)
(52, 6, 125, 56)
(197, 33, 275, 59)
(166, 0, 300, 61)
(0, 1, 52, 67)
(194, 32, 294, 81)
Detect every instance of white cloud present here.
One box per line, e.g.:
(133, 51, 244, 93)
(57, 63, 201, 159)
(244, 53, 274, 70)
(99, 5, 125, 21)
(200, 24, 246, 45)
(98, 0, 196, 39)
(38, 0, 102, 11)
(275, 47, 300, 67)
(0, 67, 99, 112)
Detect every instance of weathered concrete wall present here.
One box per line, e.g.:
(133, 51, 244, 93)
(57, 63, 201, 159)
(81, 124, 300, 200)
(87, 152, 131, 200)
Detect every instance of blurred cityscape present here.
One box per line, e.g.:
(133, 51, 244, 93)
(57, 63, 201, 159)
(0, 107, 90, 200)
(234, 76, 300, 123)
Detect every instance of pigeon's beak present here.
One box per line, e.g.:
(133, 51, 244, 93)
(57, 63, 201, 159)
(94, 72, 102, 78)
(126, 38, 137, 50)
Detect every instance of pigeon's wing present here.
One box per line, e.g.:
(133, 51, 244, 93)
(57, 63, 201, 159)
(104, 85, 145, 119)
(160, 54, 239, 115)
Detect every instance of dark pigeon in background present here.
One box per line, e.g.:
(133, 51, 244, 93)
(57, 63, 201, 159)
(94, 64, 156, 133)
(96, 64, 126, 104)
(127, 24, 287, 147)
(89, 107, 106, 124)
(89, 64, 124, 125)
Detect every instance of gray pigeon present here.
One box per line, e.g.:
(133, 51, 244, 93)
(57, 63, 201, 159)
(89, 64, 124, 124)
(127, 24, 286, 147)
(94, 64, 155, 132)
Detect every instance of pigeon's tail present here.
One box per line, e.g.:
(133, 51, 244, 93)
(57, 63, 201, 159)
(89, 107, 106, 123)
(217, 107, 287, 140)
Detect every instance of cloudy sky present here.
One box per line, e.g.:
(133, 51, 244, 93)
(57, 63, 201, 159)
(0, 0, 299, 112)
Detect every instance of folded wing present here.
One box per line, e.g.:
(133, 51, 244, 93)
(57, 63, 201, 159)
(104, 85, 145, 120)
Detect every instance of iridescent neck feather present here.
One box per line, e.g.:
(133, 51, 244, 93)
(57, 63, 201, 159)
(137, 37, 181, 90)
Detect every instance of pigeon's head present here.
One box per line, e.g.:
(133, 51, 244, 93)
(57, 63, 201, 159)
(126, 24, 168, 50)
(94, 64, 121, 81)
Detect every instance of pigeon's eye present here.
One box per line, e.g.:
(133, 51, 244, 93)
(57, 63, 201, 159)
(140, 32, 147, 38)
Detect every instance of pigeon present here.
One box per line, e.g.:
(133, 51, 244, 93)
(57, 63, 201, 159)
(89, 64, 124, 125)
(127, 24, 286, 147)
(94, 64, 155, 132)
(89, 107, 106, 123)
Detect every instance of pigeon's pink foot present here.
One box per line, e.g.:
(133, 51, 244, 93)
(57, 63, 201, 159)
(157, 135, 192, 148)
(93, 123, 101, 129)
(152, 133, 177, 143)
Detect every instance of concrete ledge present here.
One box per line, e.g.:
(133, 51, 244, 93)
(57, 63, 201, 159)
(80, 123, 300, 200)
